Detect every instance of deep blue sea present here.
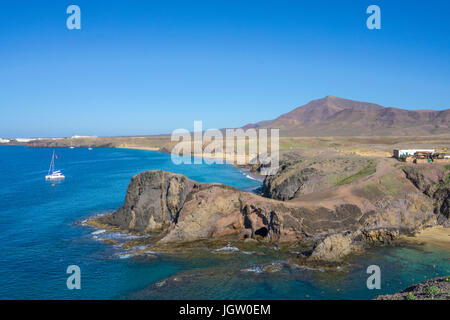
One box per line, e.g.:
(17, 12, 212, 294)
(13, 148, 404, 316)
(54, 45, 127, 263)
(0, 146, 448, 299)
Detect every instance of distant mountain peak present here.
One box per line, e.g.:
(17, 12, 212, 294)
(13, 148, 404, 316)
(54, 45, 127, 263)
(241, 96, 449, 136)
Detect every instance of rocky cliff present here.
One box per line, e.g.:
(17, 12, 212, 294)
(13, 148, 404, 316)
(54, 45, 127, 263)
(403, 165, 450, 226)
(103, 171, 196, 232)
(93, 166, 438, 261)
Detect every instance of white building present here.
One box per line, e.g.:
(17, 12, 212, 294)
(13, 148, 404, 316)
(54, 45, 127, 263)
(0, 138, 10, 143)
(71, 135, 97, 139)
(393, 149, 435, 159)
(15, 138, 36, 143)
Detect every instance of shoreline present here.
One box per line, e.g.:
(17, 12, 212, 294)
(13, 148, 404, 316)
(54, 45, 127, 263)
(115, 145, 160, 151)
(403, 226, 450, 250)
(114, 144, 264, 180)
(6, 143, 450, 253)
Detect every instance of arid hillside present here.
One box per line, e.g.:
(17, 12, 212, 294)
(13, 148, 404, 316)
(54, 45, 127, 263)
(243, 96, 449, 136)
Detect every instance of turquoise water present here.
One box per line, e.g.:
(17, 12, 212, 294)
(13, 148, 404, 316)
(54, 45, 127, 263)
(0, 146, 448, 299)
(0, 146, 259, 299)
(130, 244, 450, 300)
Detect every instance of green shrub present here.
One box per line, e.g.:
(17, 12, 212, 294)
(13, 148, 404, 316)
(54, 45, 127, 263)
(426, 285, 440, 296)
(335, 160, 376, 186)
(406, 292, 416, 300)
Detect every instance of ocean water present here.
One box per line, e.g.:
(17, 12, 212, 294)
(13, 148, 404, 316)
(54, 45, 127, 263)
(0, 146, 448, 299)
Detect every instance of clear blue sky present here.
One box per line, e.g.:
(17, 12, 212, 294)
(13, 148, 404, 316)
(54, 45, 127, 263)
(1, 0, 449, 137)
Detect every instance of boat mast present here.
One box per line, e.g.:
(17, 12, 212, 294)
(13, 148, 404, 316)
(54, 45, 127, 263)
(48, 150, 55, 175)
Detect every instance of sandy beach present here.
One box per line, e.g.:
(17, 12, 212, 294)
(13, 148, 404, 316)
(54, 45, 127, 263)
(404, 226, 450, 250)
(117, 143, 255, 166)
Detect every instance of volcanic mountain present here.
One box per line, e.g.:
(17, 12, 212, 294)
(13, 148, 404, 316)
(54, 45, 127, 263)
(242, 96, 449, 136)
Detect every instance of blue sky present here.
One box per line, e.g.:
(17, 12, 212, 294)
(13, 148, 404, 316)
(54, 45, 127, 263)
(1, 0, 449, 137)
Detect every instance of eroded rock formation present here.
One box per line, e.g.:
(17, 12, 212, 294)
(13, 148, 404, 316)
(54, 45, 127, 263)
(403, 166, 450, 226)
(94, 168, 438, 261)
(261, 157, 370, 200)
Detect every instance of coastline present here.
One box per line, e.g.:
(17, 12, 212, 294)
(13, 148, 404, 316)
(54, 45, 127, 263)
(4, 143, 449, 253)
(403, 226, 450, 250)
(115, 145, 160, 151)
(114, 144, 263, 180)
(2, 145, 446, 299)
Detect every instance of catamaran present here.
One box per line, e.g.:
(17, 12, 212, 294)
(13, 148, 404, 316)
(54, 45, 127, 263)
(45, 150, 65, 180)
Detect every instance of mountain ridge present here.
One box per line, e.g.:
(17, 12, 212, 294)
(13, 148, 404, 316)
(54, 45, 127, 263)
(242, 96, 449, 136)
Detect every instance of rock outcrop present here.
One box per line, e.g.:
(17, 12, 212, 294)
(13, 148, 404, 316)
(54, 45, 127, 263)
(263, 167, 321, 200)
(403, 165, 450, 226)
(434, 188, 450, 225)
(375, 277, 450, 300)
(261, 157, 371, 200)
(308, 228, 400, 262)
(94, 169, 436, 261)
(102, 171, 196, 232)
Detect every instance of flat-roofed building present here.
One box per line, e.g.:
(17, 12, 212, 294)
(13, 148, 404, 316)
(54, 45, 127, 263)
(393, 149, 435, 159)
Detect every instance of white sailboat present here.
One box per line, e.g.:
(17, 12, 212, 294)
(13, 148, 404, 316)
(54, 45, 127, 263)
(45, 150, 65, 180)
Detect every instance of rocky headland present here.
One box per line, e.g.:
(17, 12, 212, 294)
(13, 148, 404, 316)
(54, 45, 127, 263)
(88, 156, 449, 262)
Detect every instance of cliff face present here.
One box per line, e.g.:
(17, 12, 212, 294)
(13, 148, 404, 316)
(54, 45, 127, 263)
(96, 168, 437, 261)
(103, 171, 196, 232)
(403, 166, 450, 226)
(98, 170, 341, 242)
(262, 167, 321, 200)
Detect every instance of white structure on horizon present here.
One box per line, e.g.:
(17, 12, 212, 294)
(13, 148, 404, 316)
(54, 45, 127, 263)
(393, 149, 435, 159)
(1, 137, 64, 143)
(15, 138, 36, 143)
(71, 135, 97, 139)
